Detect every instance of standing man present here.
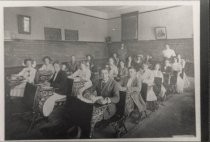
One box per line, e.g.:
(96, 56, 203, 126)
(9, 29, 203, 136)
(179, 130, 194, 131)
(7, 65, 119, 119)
(117, 43, 128, 61)
(67, 55, 78, 75)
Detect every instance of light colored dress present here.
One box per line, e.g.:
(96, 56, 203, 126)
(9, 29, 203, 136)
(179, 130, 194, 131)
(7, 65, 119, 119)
(39, 64, 54, 73)
(162, 48, 176, 59)
(109, 64, 118, 78)
(153, 70, 166, 98)
(172, 62, 184, 93)
(70, 68, 93, 97)
(178, 59, 190, 89)
(10, 67, 36, 97)
(138, 69, 157, 101)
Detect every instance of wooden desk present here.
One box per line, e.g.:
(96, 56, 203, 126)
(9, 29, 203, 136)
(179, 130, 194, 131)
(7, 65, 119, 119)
(36, 71, 53, 84)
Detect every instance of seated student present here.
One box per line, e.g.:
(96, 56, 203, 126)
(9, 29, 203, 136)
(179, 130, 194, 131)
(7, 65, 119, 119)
(153, 63, 166, 102)
(133, 54, 143, 71)
(138, 63, 158, 112)
(69, 61, 92, 97)
(172, 57, 184, 94)
(112, 52, 120, 66)
(39, 56, 54, 73)
(61, 63, 68, 72)
(10, 58, 37, 97)
(120, 67, 146, 123)
(144, 55, 153, 68)
(126, 55, 134, 68)
(94, 68, 120, 120)
(67, 55, 78, 75)
(108, 57, 118, 79)
(43, 61, 67, 117)
(86, 55, 95, 72)
(118, 60, 128, 84)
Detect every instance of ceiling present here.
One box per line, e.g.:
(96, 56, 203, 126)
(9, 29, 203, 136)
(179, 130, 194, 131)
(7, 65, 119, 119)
(51, 5, 178, 19)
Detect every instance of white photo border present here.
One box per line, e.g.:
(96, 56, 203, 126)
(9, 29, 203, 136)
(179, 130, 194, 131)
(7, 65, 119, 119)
(0, 1, 200, 141)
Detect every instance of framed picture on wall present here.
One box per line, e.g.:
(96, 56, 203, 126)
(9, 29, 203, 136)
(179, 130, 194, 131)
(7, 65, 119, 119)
(154, 27, 167, 39)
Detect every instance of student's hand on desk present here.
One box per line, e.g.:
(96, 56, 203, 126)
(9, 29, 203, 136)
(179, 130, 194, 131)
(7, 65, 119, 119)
(120, 87, 127, 91)
(95, 98, 107, 105)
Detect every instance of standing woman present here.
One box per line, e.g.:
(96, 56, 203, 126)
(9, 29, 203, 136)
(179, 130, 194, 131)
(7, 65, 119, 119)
(10, 58, 37, 97)
(39, 56, 54, 73)
(67, 55, 78, 75)
(153, 63, 166, 102)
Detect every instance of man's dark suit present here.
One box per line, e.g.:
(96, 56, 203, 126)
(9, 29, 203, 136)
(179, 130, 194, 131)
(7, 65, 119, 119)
(49, 70, 67, 95)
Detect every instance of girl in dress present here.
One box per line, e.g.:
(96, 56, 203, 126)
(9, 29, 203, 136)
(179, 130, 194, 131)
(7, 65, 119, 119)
(39, 56, 54, 73)
(171, 57, 184, 94)
(86, 55, 95, 72)
(112, 53, 120, 66)
(69, 61, 93, 98)
(10, 58, 37, 97)
(108, 57, 118, 79)
(138, 63, 158, 112)
(177, 54, 190, 89)
(153, 63, 166, 103)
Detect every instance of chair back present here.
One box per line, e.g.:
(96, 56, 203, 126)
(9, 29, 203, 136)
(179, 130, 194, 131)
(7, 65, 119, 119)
(66, 78, 74, 98)
(22, 83, 38, 110)
(154, 77, 162, 86)
(141, 83, 148, 102)
(170, 71, 178, 85)
(64, 96, 94, 138)
(163, 73, 170, 85)
(115, 91, 126, 117)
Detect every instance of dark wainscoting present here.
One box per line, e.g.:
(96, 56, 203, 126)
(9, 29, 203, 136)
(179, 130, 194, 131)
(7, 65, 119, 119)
(109, 38, 194, 77)
(5, 39, 109, 68)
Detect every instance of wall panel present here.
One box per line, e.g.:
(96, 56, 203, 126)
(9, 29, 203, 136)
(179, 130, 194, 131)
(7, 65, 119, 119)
(4, 40, 108, 68)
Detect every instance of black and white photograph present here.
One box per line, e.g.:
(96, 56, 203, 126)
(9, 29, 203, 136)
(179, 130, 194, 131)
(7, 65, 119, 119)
(1, 1, 200, 141)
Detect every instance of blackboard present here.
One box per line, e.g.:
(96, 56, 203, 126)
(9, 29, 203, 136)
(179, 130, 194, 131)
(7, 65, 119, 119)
(44, 27, 62, 40)
(65, 29, 79, 41)
(121, 11, 138, 41)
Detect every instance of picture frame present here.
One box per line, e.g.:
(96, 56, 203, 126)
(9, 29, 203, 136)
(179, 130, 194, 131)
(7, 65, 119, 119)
(154, 27, 167, 39)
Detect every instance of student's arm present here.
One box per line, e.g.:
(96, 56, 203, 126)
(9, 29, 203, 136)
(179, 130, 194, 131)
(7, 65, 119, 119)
(28, 69, 37, 83)
(69, 70, 79, 78)
(129, 79, 141, 93)
(39, 64, 45, 71)
(52, 72, 67, 89)
(17, 68, 25, 76)
(108, 82, 120, 104)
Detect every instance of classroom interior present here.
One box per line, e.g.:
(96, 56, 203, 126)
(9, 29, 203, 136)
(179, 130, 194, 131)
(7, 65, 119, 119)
(4, 5, 196, 140)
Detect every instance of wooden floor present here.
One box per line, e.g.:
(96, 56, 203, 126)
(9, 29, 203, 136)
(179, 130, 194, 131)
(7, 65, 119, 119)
(5, 78, 196, 140)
